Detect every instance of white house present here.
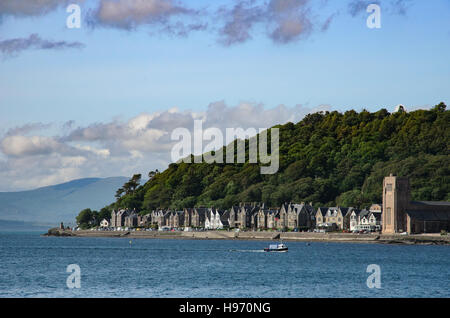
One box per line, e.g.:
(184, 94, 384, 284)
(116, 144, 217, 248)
(349, 210, 359, 232)
(357, 210, 371, 230)
(100, 219, 110, 228)
(368, 211, 382, 231)
(205, 208, 225, 229)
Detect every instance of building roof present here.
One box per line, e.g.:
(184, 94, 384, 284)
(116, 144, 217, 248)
(316, 207, 328, 215)
(326, 207, 339, 217)
(406, 210, 450, 221)
(369, 211, 382, 221)
(411, 201, 450, 207)
(349, 208, 361, 216)
(220, 210, 230, 221)
(369, 203, 382, 211)
(359, 209, 369, 218)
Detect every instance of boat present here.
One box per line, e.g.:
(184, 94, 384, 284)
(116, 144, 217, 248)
(264, 242, 288, 252)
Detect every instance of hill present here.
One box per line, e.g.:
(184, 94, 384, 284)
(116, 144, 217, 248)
(0, 177, 128, 227)
(104, 103, 450, 214)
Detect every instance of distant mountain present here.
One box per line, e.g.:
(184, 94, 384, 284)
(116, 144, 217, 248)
(0, 220, 52, 231)
(0, 177, 128, 228)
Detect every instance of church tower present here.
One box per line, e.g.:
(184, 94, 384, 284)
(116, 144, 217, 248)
(382, 174, 410, 234)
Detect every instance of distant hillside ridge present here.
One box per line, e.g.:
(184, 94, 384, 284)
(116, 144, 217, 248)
(0, 177, 128, 225)
(105, 103, 449, 213)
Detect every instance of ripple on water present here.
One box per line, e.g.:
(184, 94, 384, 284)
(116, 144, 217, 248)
(0, 233, 449, 297)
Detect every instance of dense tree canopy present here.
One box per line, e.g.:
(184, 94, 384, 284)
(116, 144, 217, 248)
(102, 103, 450, 212)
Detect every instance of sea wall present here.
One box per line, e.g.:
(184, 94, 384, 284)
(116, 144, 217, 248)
(44, 228, 450, 245)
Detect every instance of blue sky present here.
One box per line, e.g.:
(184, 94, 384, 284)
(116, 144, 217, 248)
(0, 0, 449, 190)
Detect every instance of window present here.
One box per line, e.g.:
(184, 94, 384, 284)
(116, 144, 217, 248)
(386, 183, 393, 191)
(386, 208, 391, 225)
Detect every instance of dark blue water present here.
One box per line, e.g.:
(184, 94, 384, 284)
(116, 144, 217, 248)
(0, 232, 449, 297)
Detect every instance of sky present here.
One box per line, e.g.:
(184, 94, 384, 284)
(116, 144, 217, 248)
(0, 0, 449, 191)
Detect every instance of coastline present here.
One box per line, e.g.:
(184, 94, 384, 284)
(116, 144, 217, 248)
(43, 228, 450, 245)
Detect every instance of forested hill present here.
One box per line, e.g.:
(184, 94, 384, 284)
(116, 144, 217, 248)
(108, 103, 449, 213)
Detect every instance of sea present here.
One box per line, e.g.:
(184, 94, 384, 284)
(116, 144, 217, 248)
(0, 231, 449, 298)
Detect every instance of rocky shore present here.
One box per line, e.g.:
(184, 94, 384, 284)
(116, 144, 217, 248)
(43, 228, 450, 245)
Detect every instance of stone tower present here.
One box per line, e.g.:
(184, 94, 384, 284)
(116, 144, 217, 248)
(382, 174, 410, 234)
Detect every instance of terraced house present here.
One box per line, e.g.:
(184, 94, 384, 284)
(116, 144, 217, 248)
(110, 209, 130, 228)
(228, 206, 240, 228)
(286, 203, 315, 230)
(168, 211, 185, 228)
(238, 203, 262, 229)
(183, 208, 194, 228)
(190, 207, 209, 228)
(151, 210, 166, 228)
(124, 211, 138, 228)
(253, 208, 280, 229)
(205, 208, 229, 230)
(314, 207, 328, 227)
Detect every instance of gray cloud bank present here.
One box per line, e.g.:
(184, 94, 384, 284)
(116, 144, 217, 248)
(0, 102, 329, 191)
(0, 0, 78, 18)
(0, 34, 85, 58)
(87, 0, 197, 30)
(0, 0, 416, 47)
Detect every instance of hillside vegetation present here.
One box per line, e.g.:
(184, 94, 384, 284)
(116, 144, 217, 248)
(106, 103, 449, 213)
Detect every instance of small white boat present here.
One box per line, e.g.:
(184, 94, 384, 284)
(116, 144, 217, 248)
(264, 242, 288, 252)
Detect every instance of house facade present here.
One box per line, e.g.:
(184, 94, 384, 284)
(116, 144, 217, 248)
(151, 210, 166, 228)
(124, 211, 138, 228)
(168, 211, 184, 228)
(286, 203, 315, 230)
(315, 207, 328, 227)
(237, 203, 261, 229)
(228, 206, 240, 228)
(205, 208, 228, 229)
(191, 208, 208, 228)
(110, 209, 130, 228)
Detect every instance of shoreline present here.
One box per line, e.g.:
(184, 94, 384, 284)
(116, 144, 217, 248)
(44, 228, 450, 245)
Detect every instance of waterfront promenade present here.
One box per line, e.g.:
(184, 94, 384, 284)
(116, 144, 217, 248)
(45, 229, 450, 245)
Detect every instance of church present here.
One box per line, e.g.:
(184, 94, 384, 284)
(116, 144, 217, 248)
(382, 174, 450, 234)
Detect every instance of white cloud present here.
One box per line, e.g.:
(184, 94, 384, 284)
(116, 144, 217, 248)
(74, 144, 111, 158)
(1, 136, 63, 157)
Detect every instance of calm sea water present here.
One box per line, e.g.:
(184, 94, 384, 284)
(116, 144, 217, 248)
(0, 232, 449, 298)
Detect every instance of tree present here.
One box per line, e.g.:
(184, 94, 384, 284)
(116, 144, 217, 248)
(127, 174, 142, 193)
(98, 207, 111, 222)
(433, 102, 446, 112)
(115, 188, 124, 199)
(148, 169, 160, 179)
(76, 209, 93, 229)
